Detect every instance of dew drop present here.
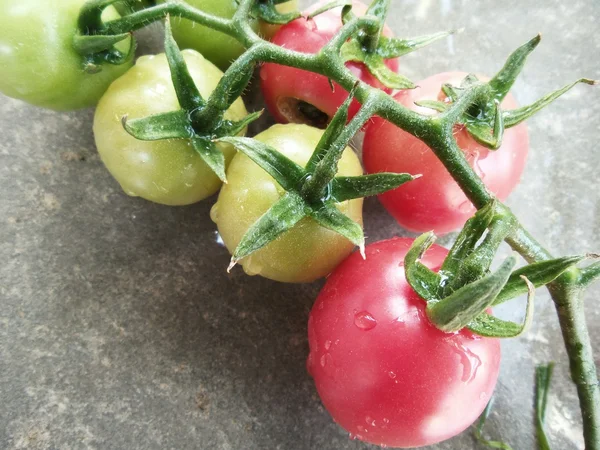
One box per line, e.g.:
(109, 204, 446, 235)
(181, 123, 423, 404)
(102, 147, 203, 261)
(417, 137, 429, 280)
(365, 416, 376, 427)
(459, 200, 474, 214)
(324, 340, 331, 350)
(354, 311, 377, 331)
(388, 371, 397, 379)
(320, 354, 326, 367)
(209, 205, 219, 222)
(383, 418, 390, 424)
(446, 338, 482, 383)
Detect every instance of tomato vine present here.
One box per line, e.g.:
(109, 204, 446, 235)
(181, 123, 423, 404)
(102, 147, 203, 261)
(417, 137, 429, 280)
(77, 0, 599, 447)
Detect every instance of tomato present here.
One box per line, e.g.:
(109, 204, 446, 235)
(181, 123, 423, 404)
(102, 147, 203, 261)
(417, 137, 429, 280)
(363, 72, 529, 234)
(211, 124, 363, 283)
(260, 0, 398, 127)
(114, 0, 154, 15)
(308, 237, 501, 448)
(157, 0, 298, 70)
(0, 0, 134, 111)
(93, 50, 248, 205)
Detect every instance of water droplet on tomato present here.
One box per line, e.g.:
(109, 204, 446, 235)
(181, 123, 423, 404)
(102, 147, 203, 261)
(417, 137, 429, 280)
(209, 205, 219, 222)
(459, 200, 474, 214)
(383, 418, 390, 424)
(320, 354, 326, 367)
(365, 416, 376, 427)
(214, 231, 224, 246)
(324, 340, 331, 350)
(446, 338, 482, 383)
(388, 371, 397, 379)
(354, 311, 377, 330)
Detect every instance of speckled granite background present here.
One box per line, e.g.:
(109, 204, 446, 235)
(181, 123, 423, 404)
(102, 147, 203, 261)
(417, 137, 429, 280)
(1, 1, 599, 449)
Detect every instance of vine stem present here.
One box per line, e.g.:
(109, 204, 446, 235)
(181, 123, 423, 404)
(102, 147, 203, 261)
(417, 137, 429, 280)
(90, 2, 599, 447)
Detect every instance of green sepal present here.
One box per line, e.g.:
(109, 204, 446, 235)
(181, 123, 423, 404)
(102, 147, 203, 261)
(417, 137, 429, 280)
(213, 110, 264, 140)
(164, 18, 204, 111)
(465, 100, 504, 150)
(494, 255, 589, 305)
(426, 255, 517, 333)
(253, 0, 301, 25)
(217, 137, 305, 191)
(503, 78, 598, 128)
(414, 100, 449, 113)
(309, 204, 365, 256)
(535, 363, 555, 450)
(229, 192, 307, 268)
(305, 87, 353, 173)
(404, 232, 443, 302)
(467, 275, 535, 338)
(307, 0, 352, 20)
(122, 110, 194, 141)
(73, 32, 131, 55)
(331, 173, 415, 202)
(473, 399, 515, 450)
(376, 30, 458, 59)
(341, 40, 416, 90)
(488, 34, 541, 102)
(439, 202, 497, 289)
(191, 137, 227, 182)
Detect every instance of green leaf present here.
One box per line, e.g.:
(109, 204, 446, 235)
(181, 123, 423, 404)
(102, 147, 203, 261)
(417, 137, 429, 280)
(473, 399, 515, 450)
(331, 173, 415, 202)
(305, 87, 354, 173)
(413, 100, 449, 112)
(536, 363, 555, 450)
(73, 32, 131, 55)
(376, 30, 458, 59)
(218, 137, 305, 192)
(503, 78, 598, 128)
(468, 275, 535, 338)
(253, 1, 301, 24)
(164, 18, 204, 111)
(306, 0, 352, 20)
(404, 232, 443, 303)
(440, 202, 497, 287)
(122, 110, 193, 140)
(494, 255, 588, 305)
(309, 204, 364, 255)
(488, 34, 541, 102)
(364, 56, 416, 89)
(230, 192, 308, 267)
(427, 255, 517, 333)
(191, 137, 227, 182)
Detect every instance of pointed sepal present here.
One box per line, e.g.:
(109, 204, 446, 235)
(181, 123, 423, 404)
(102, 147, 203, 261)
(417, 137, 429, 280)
(376, 30, 460, 59)
(122, 110, 194, 141)
(309, 204, 365, 257)
(404, 232, 443, 303)
(191, 137, 227, 182)
(331, 173, 416, 202)
(426, 255, 517, 333)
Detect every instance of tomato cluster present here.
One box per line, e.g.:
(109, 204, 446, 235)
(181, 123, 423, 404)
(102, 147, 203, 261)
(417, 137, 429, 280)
(0, 1, 541, 448)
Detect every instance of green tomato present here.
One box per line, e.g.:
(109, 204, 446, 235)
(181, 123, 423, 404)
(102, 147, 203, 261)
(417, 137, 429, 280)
(0, 0, 134, 110)
(93, 50, 248, 206)
(157, 0, 298, 69)
(211, 124, 364, 283)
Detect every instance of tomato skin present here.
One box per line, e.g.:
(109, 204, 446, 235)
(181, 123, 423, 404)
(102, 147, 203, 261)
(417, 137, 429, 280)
(157, 0, 297, 70)
(211, 124, 364, 283)
(0, 0, 134, 111)
(308, 237, 501, 447)
(363, 72, 529, 234)
(260, 0, 398, 126)
(93, 50, 248, 205)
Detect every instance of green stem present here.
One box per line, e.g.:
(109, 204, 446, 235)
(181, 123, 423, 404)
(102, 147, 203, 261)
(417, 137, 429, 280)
(580, 262, 600, 288)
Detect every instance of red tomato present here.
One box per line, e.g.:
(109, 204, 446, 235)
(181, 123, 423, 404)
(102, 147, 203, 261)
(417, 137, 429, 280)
(363, 72, 529, 234)
(308, 237, 501, 448)
(260, 0, 398, 127)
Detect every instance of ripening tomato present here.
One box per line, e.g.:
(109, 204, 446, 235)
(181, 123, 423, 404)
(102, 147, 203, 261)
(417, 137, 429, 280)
(211, 124, 363, 283)
(308, 237, 501, 448)
(260, 0, 398, 128)
(157, 0, 298, 70)
(0, 0, 134, 110)
(363, 72, 529, 234)
(93, 50, 248, 205)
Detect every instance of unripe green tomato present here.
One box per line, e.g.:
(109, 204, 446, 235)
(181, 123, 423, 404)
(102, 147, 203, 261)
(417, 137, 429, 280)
(0, 0, 134, 110)
(93, 50, 248, 205)
(157, 0, 298, 69)
(211, 124, 364, 283)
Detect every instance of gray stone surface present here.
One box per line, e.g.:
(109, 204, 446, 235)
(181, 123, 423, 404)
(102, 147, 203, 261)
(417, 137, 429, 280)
(1, 1, 599, 449)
